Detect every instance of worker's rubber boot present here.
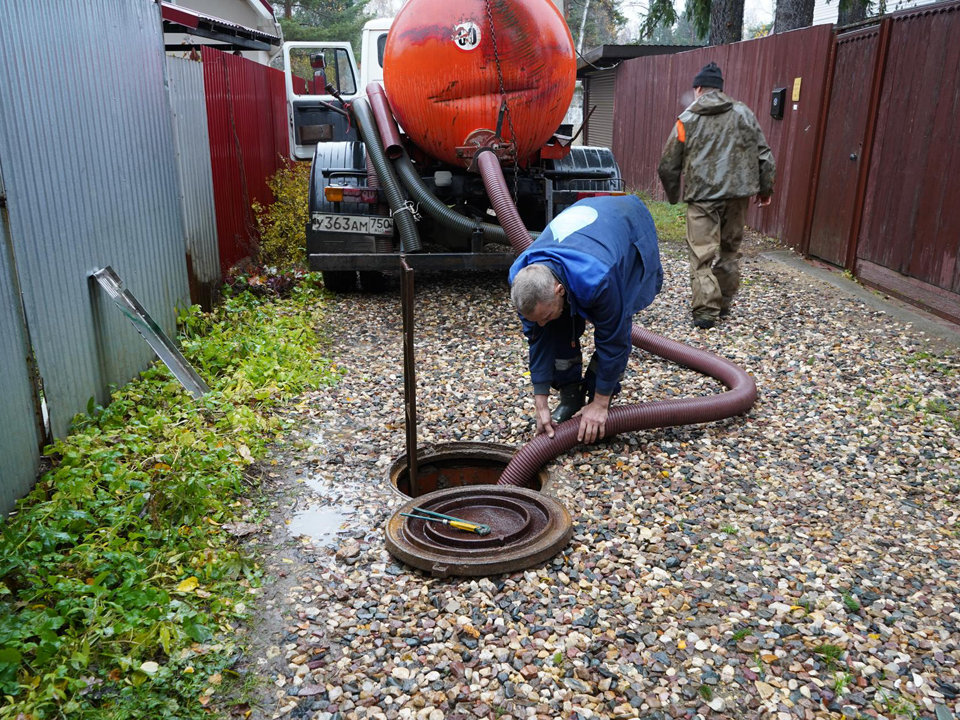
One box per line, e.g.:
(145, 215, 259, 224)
(551, 382, 587, 424)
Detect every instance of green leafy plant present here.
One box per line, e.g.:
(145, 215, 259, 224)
(698, 684, 713, 701)
(252, 161, 313, 267)
(842, 593, 861, 613)
(720, 523, 739, 535)
(814, 643, 844, 670)
(731, 627, 752, 642)
(0, 277, 338, 719)
(832, 671, 853, 694)
(634, 191, 687, 245)
(875, 689, 920, 719)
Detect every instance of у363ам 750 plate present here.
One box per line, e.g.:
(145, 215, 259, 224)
(311, 213, 394, 236)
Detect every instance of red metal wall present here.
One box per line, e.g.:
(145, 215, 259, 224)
(855, 2, 960, 296)
(613, 25, 834, 248)
(202, 47, 290, 272)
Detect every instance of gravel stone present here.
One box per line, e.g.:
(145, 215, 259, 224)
(241, 252, 960, 720)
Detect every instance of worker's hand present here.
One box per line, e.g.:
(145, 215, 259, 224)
(575, 394, 611, 444)
(533, 394, 555, 439)
(755, 194, 772, 207)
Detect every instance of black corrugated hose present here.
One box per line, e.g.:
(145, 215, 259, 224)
(351, 97, 421, 253)
(364, 82, 534, 246)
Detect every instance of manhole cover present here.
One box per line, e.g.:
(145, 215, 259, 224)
(385, 485, 573, 577)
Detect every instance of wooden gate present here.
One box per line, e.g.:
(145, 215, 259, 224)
(807, 27, 884, 267)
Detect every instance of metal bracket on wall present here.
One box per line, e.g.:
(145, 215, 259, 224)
(92, 266, 210, 399)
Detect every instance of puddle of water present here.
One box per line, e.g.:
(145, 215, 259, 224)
(303, 475, 333, 495)
(288, 505, 350, 547)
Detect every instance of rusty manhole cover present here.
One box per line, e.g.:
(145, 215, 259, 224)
(385, 485, 573, 578)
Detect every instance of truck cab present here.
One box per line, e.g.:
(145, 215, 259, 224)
(279, 19, 392, 160)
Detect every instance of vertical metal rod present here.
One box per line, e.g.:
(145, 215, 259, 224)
(400, 258, 419, 497)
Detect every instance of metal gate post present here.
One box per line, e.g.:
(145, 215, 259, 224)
(400, 258, 419, 497)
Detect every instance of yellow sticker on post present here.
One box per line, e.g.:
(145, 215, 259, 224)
(792, 77, 802, 102)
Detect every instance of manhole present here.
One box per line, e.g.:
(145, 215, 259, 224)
(387, 441, 550, 498)
(384, 485, 573, 578)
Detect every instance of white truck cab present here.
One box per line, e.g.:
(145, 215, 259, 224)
(279, 19, 393, 160)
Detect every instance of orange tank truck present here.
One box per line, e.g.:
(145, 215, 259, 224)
(383, 0, 576, 166)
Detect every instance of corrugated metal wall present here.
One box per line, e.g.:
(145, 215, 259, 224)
(0, 198, 42, 515)
(167, 55, 220, 309)
(584, 70, 616, 150)
(202, 47, 290, 272)
(0, 0, 189, 440)
(613, 25, 834, 248)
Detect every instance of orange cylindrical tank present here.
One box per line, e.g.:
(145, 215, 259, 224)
(383, 0, 576, 166)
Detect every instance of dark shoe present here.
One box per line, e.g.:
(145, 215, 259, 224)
(719, 305, 732, 318)
(551, 382, 586, 423)
(693, 315, 716, 330)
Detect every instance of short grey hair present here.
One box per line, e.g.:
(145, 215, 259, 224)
(511, 264, 558, 316)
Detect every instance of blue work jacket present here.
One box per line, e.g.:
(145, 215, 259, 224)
(508, 195, 663, 396)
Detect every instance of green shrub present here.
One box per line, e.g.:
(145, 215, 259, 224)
(0, 278, 339, 719)
(252, 162, 312, 267)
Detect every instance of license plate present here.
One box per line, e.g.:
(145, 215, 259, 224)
(311, 213, 394, 236)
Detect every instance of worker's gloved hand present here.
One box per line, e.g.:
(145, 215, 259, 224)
(575, 394, 611, 444)
(534, 394, 556, 439)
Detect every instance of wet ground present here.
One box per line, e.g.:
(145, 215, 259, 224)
(237, 239, 959, 720)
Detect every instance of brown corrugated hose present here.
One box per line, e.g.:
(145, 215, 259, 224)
(476, 153, 757, 488)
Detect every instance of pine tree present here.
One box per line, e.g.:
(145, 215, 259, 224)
(274, 0, 371, 54)
(565, 0, 628, 53)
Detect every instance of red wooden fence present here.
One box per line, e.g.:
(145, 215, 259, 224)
(202, 47, 290, 272)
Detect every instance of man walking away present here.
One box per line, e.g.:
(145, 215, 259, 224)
(657, 62, 776, 329)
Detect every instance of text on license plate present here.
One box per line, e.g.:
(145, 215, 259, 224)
(311, 213, 394, 236)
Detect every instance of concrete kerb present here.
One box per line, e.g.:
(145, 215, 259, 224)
(760, 250, 960, 351)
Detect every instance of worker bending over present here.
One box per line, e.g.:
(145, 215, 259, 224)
(509, 195, 663, 444)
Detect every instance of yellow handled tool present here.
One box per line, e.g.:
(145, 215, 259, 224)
(400, 512, 491, 535)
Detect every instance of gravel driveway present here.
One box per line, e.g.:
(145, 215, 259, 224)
(243, 244, 959, 720)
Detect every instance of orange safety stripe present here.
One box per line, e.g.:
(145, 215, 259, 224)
(676, 119, 686, 143)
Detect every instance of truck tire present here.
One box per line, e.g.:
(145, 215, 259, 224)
(358, 270, 387, 293)
(322, 270, 357, 292)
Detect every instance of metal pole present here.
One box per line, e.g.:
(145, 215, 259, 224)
(400, 258, 419, 497)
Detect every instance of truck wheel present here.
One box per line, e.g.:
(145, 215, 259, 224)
(322, 271, 356, 293)
(359, 271, 387, 293)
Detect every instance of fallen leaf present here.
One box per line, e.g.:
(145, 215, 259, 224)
(140, 661, 159, 674)
(176, 577, 199, 593)
(222, 522, 262, 537)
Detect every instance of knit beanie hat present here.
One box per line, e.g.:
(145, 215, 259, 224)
(693, 62, 723, 90)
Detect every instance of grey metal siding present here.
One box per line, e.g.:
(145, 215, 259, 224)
(166, 55, 220, 309)
(0, 197, 42, 515)
(585, 70, 616, 150)
(0, 0, 190, 439)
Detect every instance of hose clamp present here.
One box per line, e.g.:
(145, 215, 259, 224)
(391, 200, 422, 222)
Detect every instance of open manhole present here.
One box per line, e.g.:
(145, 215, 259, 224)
(384, 442, 571, 577)
(387, 441, 550, 497)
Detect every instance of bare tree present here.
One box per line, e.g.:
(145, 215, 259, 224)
(643, 0, 745, 45)
(773, 0, 815, 32)
(709, 0, 744, 43)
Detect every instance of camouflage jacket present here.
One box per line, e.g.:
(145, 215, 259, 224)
(657, 90, 776, 204)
